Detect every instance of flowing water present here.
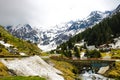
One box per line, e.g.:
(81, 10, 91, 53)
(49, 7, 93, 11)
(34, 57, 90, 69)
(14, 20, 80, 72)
(79, 52, 114, 80)
(79, 68, 114, 80)
(80, 71, 108, 80)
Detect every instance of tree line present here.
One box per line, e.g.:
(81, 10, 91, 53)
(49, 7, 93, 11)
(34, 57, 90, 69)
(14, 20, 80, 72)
(54, 12, 120, 58)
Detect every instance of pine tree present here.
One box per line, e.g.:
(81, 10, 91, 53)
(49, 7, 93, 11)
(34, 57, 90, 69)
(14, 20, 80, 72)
(74, 46, 80, 58)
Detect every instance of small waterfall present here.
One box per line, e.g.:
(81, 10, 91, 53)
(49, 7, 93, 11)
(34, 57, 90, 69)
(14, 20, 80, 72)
(80, 68, 111, 80)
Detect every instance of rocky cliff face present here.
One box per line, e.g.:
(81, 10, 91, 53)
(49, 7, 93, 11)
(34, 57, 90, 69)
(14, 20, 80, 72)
(5, 24, 40, 44)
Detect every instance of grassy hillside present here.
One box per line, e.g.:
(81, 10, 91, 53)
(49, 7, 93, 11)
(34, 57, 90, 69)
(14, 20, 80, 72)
(0, 62, 10, 76)
(0, 76, 46, 80)
(0, 26, 41, 56)
(104, 61, 120, 79)
(51, 60, 77, 80)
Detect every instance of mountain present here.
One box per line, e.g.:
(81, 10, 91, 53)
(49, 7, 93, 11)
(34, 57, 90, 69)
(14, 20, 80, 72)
(4, 4, 120, 51)
(4, 11, 111, 51)
(5, 24, 40, 44)
(0, 25, 41, 55)
(67, 11, 111, 31)
(112, 4, 120, 15)
(38, 10, 111, 51)
(56, 11, 120, 58)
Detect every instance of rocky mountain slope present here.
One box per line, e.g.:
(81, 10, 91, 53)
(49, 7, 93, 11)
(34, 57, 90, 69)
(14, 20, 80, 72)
(1, 55, 64, 80)
(38, 10, 111, 51)
(5, 24, 40, 44)
(56, 7, 120, 58)
(0, 25, 41, 55)
(4, 10, 112, 51)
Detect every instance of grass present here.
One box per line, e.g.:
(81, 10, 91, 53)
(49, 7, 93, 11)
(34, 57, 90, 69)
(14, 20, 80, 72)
(40, 52, 50, 56)
(105, 62, 120, 78)
(0, 62, 10, 76)
(0, 26, 42, 56)
(111, 49, 120, 59)
(0, 76, 46, 80)
(51, 59, 77, 80)
(101, 52, 112, 58)
(100, 49, 120, 59)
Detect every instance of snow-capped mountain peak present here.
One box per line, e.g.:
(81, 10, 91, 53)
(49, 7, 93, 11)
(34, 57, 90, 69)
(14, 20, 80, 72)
(67, 10, 111, 32)
(89, 11, 102, 16)
(5, 24, 40, 44)
(112, 4, 120, 15)
(13, 24, 32, 32)
(116, 4, 120, 12)
(37, 10, 111, 51)
(4, 10, 112, 51)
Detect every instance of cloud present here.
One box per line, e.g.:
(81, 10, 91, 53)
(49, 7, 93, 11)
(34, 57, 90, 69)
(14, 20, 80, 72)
(0, 0, 119, 28)
(0, 0, 45, 26)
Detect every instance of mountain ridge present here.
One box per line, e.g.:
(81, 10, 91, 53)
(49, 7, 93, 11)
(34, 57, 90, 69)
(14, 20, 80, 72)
(0, 25, 42, 55)
(4, 10, 112, 51)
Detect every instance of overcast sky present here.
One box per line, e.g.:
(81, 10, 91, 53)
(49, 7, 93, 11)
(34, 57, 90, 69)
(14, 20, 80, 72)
(0, 0, 120, 28)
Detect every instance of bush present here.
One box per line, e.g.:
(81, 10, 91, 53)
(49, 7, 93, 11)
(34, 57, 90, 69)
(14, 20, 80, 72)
(105, 62, 120, 78)
(85, 49, 101, 58)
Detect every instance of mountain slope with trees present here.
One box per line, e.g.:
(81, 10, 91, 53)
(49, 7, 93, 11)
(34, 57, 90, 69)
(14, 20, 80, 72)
(56, 11, 120, 58)
(5, 10, 111, 51)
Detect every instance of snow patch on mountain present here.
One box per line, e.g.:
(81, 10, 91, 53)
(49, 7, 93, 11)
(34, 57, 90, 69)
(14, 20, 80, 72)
(1, 55, 64, 80)
(5, 24, 40, 44)
(0, 41, 13, 48)
(38, 41, 57, 52)
(109, 37, 120, 49)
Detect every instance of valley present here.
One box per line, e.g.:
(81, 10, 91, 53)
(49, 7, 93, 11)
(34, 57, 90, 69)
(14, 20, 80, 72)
(5, 10, 111, 52)
(0, 2, 120, 80)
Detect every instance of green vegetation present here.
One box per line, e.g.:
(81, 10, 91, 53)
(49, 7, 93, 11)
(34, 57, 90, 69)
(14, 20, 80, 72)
(74, 46, 80, 58)
(101, 52, 112, 58)
(85, 49, 101, 58)
(0, 44, 11, 55)
(0, 26, 41, 56)
(51, 59, 78, 80)
(0, 76, 46, 80)
(56, 12, 120, 58)
(111, 49, 120, 59)
(105, 62, 120, 78)
(0, 62, 10, 76)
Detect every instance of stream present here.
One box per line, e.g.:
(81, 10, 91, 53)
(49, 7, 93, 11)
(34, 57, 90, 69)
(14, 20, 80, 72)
(78, 53, 115, 80)
(78, 65, 115, 80)
(80, 70, 112, 80)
